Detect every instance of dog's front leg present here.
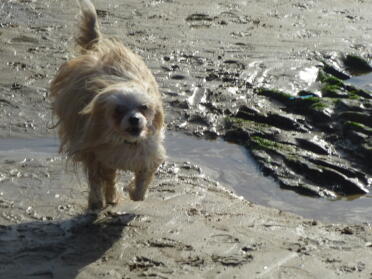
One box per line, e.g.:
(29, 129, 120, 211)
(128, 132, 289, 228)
(129, 169, 155, 201)
(102, 168, 118, 205)
(87, 163, 106, 210)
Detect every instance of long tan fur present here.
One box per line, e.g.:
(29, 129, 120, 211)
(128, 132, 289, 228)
(50, 0, 165, 209)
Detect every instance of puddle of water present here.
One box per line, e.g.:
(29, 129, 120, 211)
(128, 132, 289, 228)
(347, 72, 372, 91)
(0, 133, 371, 224)
(166, 133, 372, 224)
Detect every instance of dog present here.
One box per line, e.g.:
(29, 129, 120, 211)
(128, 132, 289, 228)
(50, 0, 166, 210)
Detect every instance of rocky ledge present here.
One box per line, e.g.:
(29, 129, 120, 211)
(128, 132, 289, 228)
(222, 55, 372, 198)
(165, 52, 372, 198)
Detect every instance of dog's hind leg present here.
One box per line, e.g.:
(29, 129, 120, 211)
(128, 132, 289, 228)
(129, 169, 155, 201)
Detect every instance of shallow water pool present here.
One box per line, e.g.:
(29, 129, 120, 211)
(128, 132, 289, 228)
(0, 132, 371, 224)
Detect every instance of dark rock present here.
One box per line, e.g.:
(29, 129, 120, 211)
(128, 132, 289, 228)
(203, 130, 218, 140)
(360, 142, 372, 166)
(344, 85, 372, 99)
(336, 99, 370, 113)
(169, 100, 189, 109)
(317, 70, 345, 87)
(284, 157, 368, 195)
(235, 105, 266, 122)
(295, 138, 330, 155)
(187, 113, 214, 126)
(211, 254, 253, 266)
(278, 178, 326, 197)
(186, 13, 213, 22)
(215, 56, 372, 198)
(322, 62, 350, 80)
(338, 112, 372, 127)
(307, 158, 369, 184)
(321, 85, 348, 98)
(343, 54, 372, 75)
(343, 121, 372, 137)
(223, 59, 245, 70)
(11, 82, 23, 90)
(205, 72, 219, 81)
(223, 128, 250, 144)
(344, 129, 368, 144)
(256, 88, 293, 106)
(308, 106, 333, 123)
(170, 72, 188, 80)
(235, 106, 308, 132)
(340, 226, 354, 235)
(0, 98, 18, 108)
(266, 113, 308, 132)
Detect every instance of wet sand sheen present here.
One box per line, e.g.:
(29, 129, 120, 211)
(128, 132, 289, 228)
(0, 132, 371, 224)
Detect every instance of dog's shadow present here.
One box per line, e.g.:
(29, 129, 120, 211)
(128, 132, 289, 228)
(0, 212, 135, 279)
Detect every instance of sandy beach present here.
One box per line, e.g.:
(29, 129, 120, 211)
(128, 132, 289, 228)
(1, 0, 372, 278)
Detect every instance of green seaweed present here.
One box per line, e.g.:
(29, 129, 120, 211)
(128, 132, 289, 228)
(225, 116, 271, 131)
(250, 136, 293, 152)
(345, 121, 365, 129)
(346, 86, 371, 99)
(310, 101, 328, 111)
(256, 88, 293, 105)
(344, 121, 372, 135)
(339, 111, 372, 127)
(321, 84, 342, 98)
(297, 96, 320, 104)
(251, 136, 280, 150)
(258, 87, 332, 117)
(296, 97, 330, 113)
(319, 62, 350, 80)
(317, 70, 345, 87)
(318, 67, 371, 98)
(348, 93, 361, 100)
(257, 87, 331, 112)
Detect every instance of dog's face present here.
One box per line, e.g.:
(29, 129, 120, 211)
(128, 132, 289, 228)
(81, 84, 161, 143)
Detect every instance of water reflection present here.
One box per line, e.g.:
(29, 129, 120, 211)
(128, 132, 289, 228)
(0, 133, 371, 224)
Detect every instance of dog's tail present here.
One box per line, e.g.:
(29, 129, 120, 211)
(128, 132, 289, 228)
(76, 0, 101, 52)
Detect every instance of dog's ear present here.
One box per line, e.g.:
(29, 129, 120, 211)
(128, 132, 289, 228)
(80, 99, 95, 115)
(80, 93, 110, 115)
(152, 104, 164, 131)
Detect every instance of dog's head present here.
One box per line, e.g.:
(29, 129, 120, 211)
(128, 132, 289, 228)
(81, 83, 163, 143)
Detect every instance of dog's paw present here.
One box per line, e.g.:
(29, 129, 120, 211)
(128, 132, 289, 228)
(106, 196, 119, 205)
(88, 199, 105, 210)
(128, 189, 145, 201)
(105, 189, 119, 205)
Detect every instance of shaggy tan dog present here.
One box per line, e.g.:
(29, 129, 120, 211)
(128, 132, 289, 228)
(50, 0, 165, 210)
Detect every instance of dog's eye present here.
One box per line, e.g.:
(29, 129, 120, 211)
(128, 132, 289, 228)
(139, 104, 149, 112)
(114, 105, 127, 116)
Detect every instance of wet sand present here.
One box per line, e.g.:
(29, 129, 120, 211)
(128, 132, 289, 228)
(1, 152, 372, 278)
(1, 0, 372, 278)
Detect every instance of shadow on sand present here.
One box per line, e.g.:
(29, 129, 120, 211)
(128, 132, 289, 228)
(0, 212, 135, 279)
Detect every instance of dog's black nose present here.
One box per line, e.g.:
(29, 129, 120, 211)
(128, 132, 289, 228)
(129, 116, 140, 126)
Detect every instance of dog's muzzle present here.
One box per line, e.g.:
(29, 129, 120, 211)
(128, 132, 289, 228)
(127, 116, 143, 136)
